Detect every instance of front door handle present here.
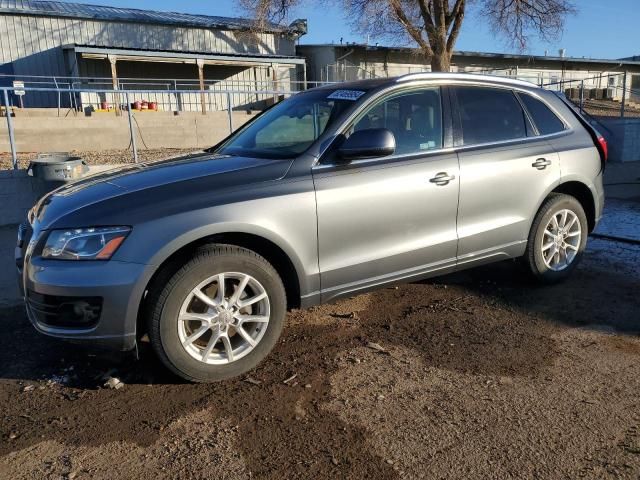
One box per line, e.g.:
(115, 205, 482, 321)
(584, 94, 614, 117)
(532, 158, 552, 170)
(429, 172, 456, 186)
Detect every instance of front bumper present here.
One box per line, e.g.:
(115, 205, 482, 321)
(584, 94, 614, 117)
(17, 232, 151, 351)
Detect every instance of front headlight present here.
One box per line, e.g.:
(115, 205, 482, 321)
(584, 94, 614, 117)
(42, 227, 131, 260)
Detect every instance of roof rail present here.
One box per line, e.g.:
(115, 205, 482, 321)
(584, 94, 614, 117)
(395, 72, 538, 88)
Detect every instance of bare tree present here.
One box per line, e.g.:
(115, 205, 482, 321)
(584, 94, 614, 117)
(240, 0, 576, 72)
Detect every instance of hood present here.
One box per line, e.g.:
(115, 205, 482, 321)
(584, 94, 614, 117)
(33, 151, 293, 229)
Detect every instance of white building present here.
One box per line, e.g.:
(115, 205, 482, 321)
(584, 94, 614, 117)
(0, 0, 308, 111)
(299, 44, 640, 104)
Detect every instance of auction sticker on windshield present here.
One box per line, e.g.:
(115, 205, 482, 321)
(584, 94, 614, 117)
(327, 90, 366, 101)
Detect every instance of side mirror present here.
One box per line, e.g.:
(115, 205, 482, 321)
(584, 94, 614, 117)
(338, 128, 396, 161)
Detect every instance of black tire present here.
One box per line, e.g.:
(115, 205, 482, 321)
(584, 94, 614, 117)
(147, 244, 286, 382)
(524, 193, 588, 284)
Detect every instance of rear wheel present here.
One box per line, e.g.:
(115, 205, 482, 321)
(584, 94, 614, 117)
(524, 193, 588, 284)
(147, 245, 286, 382)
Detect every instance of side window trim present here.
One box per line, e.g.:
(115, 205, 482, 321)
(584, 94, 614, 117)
(441, 86, 455, 149)
(515, 91, 541, 136)
(449, 87, 464, 148)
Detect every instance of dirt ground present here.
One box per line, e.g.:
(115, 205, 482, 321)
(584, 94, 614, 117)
(0, 235, 639, 480)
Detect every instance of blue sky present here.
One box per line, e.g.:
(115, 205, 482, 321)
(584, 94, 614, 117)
(62, 0, 638, 59)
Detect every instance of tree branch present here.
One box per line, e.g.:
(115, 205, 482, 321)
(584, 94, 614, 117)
(446, 0, 465, 53)
(389, 0, 434, 56)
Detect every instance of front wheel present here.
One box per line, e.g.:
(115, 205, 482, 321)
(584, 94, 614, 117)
(524, 193, 588, 284)
(147, 245, 287, 382)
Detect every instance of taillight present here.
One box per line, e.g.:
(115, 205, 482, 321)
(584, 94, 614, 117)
(597, 135, 608, 163)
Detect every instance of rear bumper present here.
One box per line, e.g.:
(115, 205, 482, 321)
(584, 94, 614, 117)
(19, 255, 152, 351)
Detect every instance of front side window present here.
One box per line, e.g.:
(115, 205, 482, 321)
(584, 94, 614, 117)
(455, 86, 527, 145)
(518, 93, 565, 135)
(351, 88, 443, 155)
(216, 89, 359, 159)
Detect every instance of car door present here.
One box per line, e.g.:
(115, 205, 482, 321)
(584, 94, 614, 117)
(451, 85, 561, 264)
(312, 87, 460, 302)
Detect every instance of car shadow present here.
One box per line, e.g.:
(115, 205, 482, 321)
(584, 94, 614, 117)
(426, 244, 640, 335)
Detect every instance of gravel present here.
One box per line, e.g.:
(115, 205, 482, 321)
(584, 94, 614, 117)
(0, 148, 199, 170)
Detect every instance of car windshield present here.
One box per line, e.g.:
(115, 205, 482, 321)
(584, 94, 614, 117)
(215, 89, 364, 159)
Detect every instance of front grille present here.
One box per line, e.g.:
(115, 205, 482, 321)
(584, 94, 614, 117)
(26, 290, 102, 329)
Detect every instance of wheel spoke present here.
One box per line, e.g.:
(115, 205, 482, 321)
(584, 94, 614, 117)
(544, 229, 554, 237)
(179, 312, 212, 323)
(201, 329, 222, 361)
(551, 215, 559, 230)
(193, 289, 218, 308)
(235, 314, 269, 324)
(565, 243, 578, 251)
(542, 241, 554, 251)
(566, 230, 581, 238)
(237, 291, 267, 309)
(182, 324, 209, 347)
(566, 215, 578, 230)
(560, 210, 568, 229)
(221, 335, 234, 362)
(235, 325, 257, 347)
(215, 273, 226, 304)
(228, 274, 250, 306)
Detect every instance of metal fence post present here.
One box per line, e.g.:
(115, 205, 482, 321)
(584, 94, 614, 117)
(125, 92, 138, 163)
(621, 71, 627, 118)
(53, 76, 61, 117)
(3, 89, 18, 170)
(579, 80, 585, 114)
(226, 91, 233, 134)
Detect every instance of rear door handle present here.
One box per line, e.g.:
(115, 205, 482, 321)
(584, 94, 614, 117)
(429, 172, 456, 186)
(532, 158, 552, 170)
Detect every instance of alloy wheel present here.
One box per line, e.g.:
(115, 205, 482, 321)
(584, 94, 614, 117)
(177, 272, 270, 365)
(540, 209, 582, 272)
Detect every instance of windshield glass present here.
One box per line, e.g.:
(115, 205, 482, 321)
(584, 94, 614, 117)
(216, 89, 364, 159)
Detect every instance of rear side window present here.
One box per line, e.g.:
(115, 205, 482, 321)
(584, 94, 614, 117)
(518, 93, 565, 135)
(454, 87, 527, 145)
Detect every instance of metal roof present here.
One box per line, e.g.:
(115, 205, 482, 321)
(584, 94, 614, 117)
(67, 44, 306, 65)
(0, 0, 293, 33)
(299, 43, 640, 67)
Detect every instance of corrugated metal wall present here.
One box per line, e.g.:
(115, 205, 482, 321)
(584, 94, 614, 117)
(0, 12, 297, 107)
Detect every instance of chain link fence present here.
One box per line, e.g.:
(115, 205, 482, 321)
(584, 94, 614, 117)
(2, 70, 640, 171)
(1, 85, 299, 170)
(541, 73, 640, 118)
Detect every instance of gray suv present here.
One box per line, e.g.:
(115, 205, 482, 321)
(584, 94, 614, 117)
(16, 73, 606, 382)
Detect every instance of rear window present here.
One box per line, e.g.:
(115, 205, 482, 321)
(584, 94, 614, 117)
(518, 93, 565, 135)
(454, 87, 527, 145)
